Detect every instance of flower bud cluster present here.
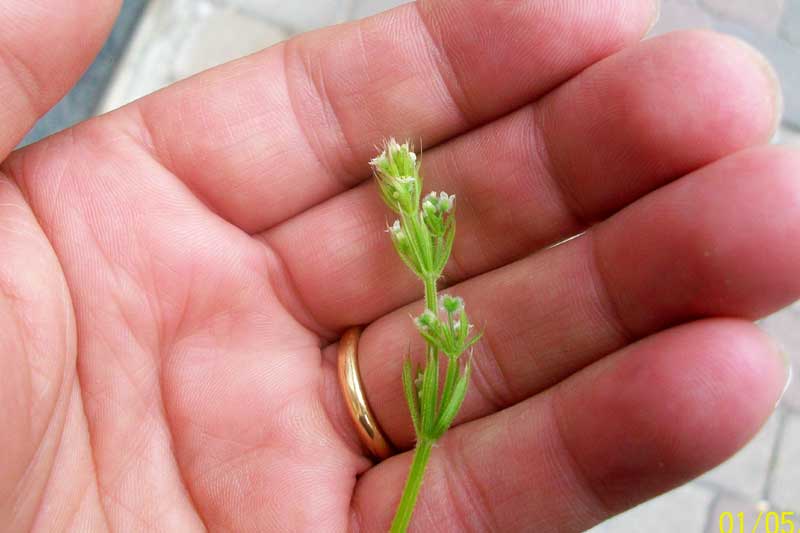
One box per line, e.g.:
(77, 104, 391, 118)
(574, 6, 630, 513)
(373, 141, 457, 281)
(421, 192, 455, 237)
(370, 139, 421, 215)
(414, 294, 481, 357)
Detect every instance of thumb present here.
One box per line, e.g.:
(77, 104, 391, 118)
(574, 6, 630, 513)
(0, 0, 121, 158)
(0, 174, 77, 528)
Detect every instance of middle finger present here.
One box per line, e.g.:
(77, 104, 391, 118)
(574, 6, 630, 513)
(353, 145, 800, 448)
(261, 30, 779, 335)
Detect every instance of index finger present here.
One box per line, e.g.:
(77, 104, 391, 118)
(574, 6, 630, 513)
(121, 0, 658, 232)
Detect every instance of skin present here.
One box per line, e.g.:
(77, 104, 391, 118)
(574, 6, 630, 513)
(0, 0, 796, 531)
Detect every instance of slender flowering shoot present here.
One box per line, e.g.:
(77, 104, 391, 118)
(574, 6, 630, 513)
(371, 139, 482, 533)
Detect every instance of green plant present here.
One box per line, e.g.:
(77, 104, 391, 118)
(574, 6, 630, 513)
(371, 139, 482, 532)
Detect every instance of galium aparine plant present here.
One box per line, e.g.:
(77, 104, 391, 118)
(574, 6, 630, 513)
(371, 139, 482, 533)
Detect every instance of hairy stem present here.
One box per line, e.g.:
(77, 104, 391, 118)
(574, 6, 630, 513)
(389, 438, 434, 533)
(423, 275, 438, 313)
(423, 275, 439, 406)
(390, 276, 441, 532)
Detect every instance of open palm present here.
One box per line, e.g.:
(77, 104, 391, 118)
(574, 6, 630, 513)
(2, 1, 796, 531)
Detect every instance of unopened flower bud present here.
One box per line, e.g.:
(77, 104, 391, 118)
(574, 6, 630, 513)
(414, 309, 438, 331)
(441, 294, 464, 314)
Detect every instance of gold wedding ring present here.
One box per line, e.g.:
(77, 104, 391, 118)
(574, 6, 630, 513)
(337, 327, 393, 460)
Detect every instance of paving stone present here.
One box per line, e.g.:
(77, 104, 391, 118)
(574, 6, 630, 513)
(585, 483, 715, 533)
(770, 413, 800, 511)
(711, 20, 800, 130)
(645, 1, 800, 130)
(99, 0, 288, 113)
(352, 0, 412, 19)
(224, 0, 346, 32)
(100, 0, 204, 112)
(700, 414, 781, 499)
(705, 494, 774, 533)
(648, 0, 716, 37)
(780, 0, 800, 46)
(21, 0, 148, 146)
(776, 125, 800, 144)
(760, 302, 800, 411)
(700, 0, 785, 33)
(173, 6, 288, 80)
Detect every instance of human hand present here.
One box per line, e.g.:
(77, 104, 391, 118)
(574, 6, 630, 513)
(1, 1, 796, 531)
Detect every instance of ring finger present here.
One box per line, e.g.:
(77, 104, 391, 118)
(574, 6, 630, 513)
(329, 145, 800, 450)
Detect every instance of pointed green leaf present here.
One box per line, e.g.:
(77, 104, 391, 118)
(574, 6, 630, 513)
(465, 330, 483, 350)
(433, 361, 471, 438)
(400, 210, 428, 275)
(401, 358, 420, 436)
(415, 213, 435, 274)
(419, 350, 439, 436)
(435, 215, 456, 273)
(437, 355, 460, 419)
(417, 328, 438, 348)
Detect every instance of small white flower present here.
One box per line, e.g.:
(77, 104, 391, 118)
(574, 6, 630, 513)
(370, 152, 387, 168)
(438, 192, 455, 212)
(387, 220, 407, 243)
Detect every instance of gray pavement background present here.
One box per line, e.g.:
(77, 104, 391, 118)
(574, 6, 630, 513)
(19, 0, 800, 531)
(19, 0, 149, 147)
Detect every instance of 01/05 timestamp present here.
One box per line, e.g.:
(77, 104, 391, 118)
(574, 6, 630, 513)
(720, 511, 797, 533)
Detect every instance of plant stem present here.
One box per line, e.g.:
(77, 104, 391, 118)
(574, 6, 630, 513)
(423, 275, 439, 376)
(389, 276, 440, 532)
(389, 438, 434, 533)
(423, 276, 438, 313)
(417, 276, 439, 422)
